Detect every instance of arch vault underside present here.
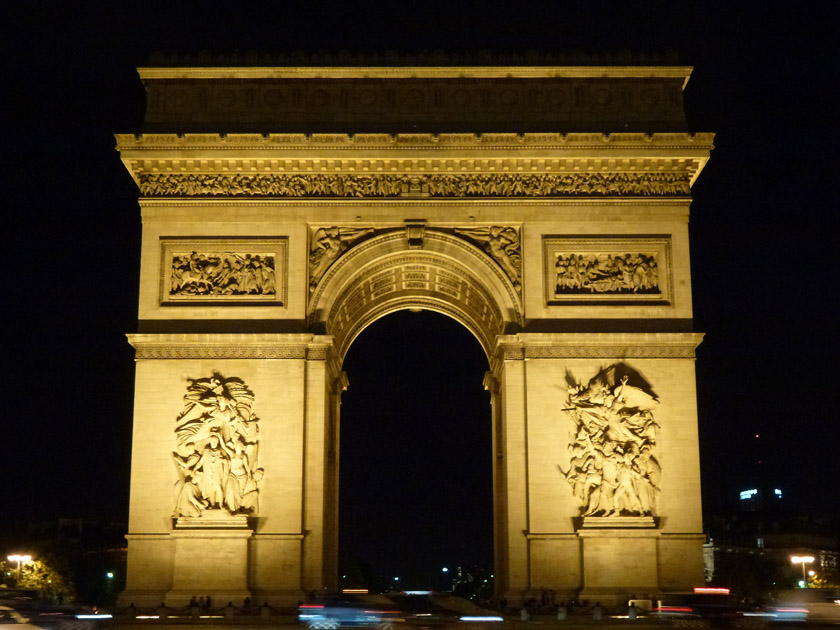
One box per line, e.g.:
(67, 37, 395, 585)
(119, 63, 713, 608)
(311, 229, 522, 361)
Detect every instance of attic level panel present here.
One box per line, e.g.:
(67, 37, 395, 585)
(141, 74, 689, 134)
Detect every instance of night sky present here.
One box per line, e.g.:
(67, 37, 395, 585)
(4, 1, 838, 584)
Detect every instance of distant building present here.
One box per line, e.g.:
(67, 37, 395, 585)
(737, 486, 784, 513)
(704, 488, 838, 595)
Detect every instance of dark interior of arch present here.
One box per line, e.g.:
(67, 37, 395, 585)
(338, 309, 493, 592)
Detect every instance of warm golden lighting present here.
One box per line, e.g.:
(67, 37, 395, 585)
(7, 554, 32, 582)
(791, 555, 815, 583)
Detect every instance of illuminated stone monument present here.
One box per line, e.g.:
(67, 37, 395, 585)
(117, 55, 713, 606)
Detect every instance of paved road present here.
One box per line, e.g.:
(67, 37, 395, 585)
(108, 617, 840, 630)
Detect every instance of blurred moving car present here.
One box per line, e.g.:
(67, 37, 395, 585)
(0, 590, 111, 630)
(385, 592, 502, 625)
(0, 606, 46, 630)
(298, 593, 400, 630)
(651, 588, 764, 628)
(298, 592, 502, 630)
(764, 588, 840, 624)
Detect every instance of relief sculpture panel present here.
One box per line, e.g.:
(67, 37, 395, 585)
(559, 364, 661, 517)
(172, 374, 263, 518)
(544, 237, 671, 304)
(160, 238, 287, 305)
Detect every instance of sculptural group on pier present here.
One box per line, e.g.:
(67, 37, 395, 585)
(560, 364, 661, 517)
(172, 375, 263, 517)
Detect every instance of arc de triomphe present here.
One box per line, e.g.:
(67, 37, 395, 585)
(117, 61, 712, 606)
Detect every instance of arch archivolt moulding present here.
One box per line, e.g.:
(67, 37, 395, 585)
(308, 229, 522, 360)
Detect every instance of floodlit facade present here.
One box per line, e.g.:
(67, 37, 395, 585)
(117, 57, 713, 606)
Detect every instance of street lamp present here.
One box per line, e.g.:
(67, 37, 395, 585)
(791, 555, 814, 585)
(7, 555, 32, 584)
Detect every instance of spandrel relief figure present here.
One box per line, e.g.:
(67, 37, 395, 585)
(559, 363, 661, 517)
(454, 226, 522, 289)
(170, 252, 276, 296)
(309, 226, 375, 290)
(554, 253, 660, 295)
(172, 374, 262, 517)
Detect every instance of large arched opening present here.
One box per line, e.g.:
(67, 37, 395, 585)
(338, 310, 492, 592)
(308, 228, 523, 594)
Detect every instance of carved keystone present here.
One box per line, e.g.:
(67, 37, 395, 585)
(405, 219, 427, 249)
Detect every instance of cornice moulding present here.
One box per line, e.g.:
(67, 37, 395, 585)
(493, 332, 704, 361)
(127, 333, 334, 359)
(116, 132, 715, 151)
(138, 197, 693, 208)
(138, 66, 693, 87)
(115, 134, 713, 188)
(116, 134, 713, 197)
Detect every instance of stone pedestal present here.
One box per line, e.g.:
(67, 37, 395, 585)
(165, 511, 253, 606)
(578, 518, 661, 606)
(249, 533, 306, 605)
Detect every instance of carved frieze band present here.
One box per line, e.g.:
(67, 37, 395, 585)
(500, 346, 526, 361)
(494, 335, 702, 361)
(128, 334, 337, 360)
(499, 346, 698, 359)
(138, 172, 691, 198)
(524, 345, 696, 358)
(544, 236, 672, 305)
(133, 345, 310, 359)
(160, 238, 287, 306)
(306, 346, 329, 361)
